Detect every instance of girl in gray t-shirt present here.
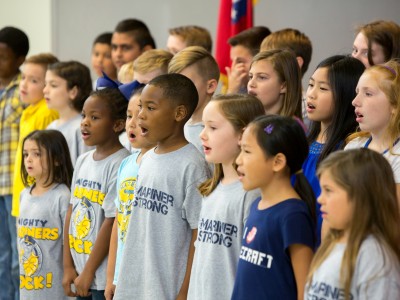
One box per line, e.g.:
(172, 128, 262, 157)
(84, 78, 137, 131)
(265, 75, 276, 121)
(306, 149, 400, 300)
(18, 130, 74, 300)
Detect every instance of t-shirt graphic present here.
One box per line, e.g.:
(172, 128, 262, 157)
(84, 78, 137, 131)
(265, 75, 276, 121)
(71, 197, 96, 242)
(117, 176, 136, 243)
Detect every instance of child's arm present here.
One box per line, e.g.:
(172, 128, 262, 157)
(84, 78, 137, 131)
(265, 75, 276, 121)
(62, 204, 78, 297)
(289, 244, 314, 300)
(105, 215, 118, 300)
(176, 229, 197, 300)
(74, 217, 114, 297)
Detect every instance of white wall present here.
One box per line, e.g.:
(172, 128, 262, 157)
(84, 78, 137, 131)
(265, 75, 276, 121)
(2, 0, 400, 86)
(0, 0, 53, 56)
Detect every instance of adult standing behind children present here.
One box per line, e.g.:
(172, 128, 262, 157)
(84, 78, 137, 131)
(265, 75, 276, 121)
(168, 46, 220, 153)
(11, 53, 59, 218)
(111, 19, 155, 72)
(0, 26, 29, 300)
(113, 74, 210, 300)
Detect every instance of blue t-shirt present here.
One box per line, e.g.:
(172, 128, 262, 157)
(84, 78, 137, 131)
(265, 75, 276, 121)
(231, 198, 315, 300)
(113, 151, 140, 284)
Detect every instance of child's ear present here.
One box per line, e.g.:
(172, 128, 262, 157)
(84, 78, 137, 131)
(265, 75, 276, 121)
(206, 79, 218, 95)
(296, 56, 304, 70)
(175, 105, 188, 122)
(272, 153, 287, 172)
(279, 82, 287, 94)
(68, 85, 78, 100)
(113, 119, 126, 133)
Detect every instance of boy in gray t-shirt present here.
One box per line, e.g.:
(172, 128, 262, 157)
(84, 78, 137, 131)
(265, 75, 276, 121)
(114, 74, 210, 300)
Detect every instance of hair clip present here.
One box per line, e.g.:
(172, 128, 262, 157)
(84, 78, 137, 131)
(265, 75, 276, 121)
(264, 124, 274, 134)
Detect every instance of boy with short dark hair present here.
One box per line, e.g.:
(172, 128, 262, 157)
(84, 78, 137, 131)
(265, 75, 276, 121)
(226, 26, 271, 94)
(111, 18, 155, 71)
(113, 74, 210, 300)
(0, 25, 29, 300)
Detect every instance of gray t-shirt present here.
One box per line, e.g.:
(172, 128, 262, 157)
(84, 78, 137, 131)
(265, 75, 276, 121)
(345, 137, 400, 183)
(184, 121, 204, 155)
(47, 115, 93, 166)
(69, 148, 130, 290)
(18, 184, 70, 300)
(188, 181, 259, 300)
(114, 143, 210, 300)
(305, 236, 400, 299)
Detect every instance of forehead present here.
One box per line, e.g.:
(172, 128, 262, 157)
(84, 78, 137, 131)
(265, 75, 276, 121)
(22, 63, 46, 74)
(112, 32, 137, 45)
(0, 42, 17, 59)
(141, 84, 165, 101)
(354, 32, 368, 48)
(230, 45, 252, 58)
(93, 43, 111, 52)
(83, 95, 110, 110)
(23, 138, 39, 149)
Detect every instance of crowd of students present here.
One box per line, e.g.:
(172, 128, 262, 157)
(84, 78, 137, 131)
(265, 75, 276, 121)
(0, 16, 400, 300)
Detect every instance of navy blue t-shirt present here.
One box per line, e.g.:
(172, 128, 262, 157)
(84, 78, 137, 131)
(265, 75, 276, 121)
(231, 198, 315, 300)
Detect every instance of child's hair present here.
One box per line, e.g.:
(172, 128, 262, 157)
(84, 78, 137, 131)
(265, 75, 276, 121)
(48, 61, 92, 112)
(168, 25, 212, 52)
(21, 130, 73, 188)
(252, 49, 302, 119)
(347, 59, 400, 152)
(114, 18, 156, 49)
(147, 73, 198, 123)
(168, 46, 220, 82)
(89, 88, 128, 133)
(133, 49, 173, 74)
(228, 26, 271, 56)
(250, 115, 316, 221)
(0, 26, 29, 57)
(355, 20, 400, 66)
(118, 61, 134, 83)
(260, 28, 312, 76)
(310, 148, 400, 299)
(198, 94, 265, 196)
(25, 53, 59, 68)
(93, 32, 112, 46)
(308, 55, 365, 165)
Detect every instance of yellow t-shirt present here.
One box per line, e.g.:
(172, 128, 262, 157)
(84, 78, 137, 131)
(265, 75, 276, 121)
(11, 99, 59, 216)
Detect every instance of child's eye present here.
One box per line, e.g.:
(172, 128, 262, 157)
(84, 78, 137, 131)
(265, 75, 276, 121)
(126, 114, 132, 120)
(138, 104, 142, 109)
(320, 87, 329, 91)
(91, 116, 98, 120)
(248, 74, 253, 80)
(81, 113, 86, 118)
(308, 83, 314, 88)
(148, 106, 155, 111)
(23, 153, 28, 158)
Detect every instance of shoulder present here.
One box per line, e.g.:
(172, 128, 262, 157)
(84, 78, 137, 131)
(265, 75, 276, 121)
(345, 137, 368, 150)
(119, 151, 140, 170)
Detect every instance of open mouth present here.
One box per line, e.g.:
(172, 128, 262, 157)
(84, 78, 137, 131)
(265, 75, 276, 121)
(307, 103, 315, 109)
(140, 126, 149, 136)
(355, 112, 363, 118)
(81, 131, 90, 139)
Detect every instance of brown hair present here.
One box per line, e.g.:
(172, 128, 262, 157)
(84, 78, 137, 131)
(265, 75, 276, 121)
(198, 94, 265, 196)
(228, 26, 271, 56)
(169, 25, 212, 52)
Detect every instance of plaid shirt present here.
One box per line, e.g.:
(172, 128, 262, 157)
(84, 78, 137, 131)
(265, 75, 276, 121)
(0, 73, 24, 195)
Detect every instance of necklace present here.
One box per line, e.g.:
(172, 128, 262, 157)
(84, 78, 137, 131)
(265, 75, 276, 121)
(363, 137, 400, 154)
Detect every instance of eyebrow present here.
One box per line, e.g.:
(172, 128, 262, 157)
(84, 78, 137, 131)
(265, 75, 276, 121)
(309, 76, 330, 85)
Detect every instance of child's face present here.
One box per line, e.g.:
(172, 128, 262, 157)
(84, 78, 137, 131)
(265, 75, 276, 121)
(166, 34, 186, 55)
(352, 32, 385, 68)
(306, 67, 334, 125)
(23, 139, 48, 184)
(236, 126, 274, 191)
(0, 43, 22, 80)
(248, 60, 286, 114)
(352, 71, 393, 135)
(19, 63, 46, 105)
(81, 95, 119, 147)
(200, 101, 240, 165)
(318, 170, 353, 237)
(111, 32, 143, 70)
(137, 84, 178, 145)
(134, 69, 162, 85)
(43, 70, 73, 111)
(91, 42, 117, 79)
(126, 94, 155, 149)
(230, 45, 253, 74)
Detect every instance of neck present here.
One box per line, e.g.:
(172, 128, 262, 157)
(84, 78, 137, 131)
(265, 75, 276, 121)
(57, 107, 79, 124)
(155, 132, 188, 154)
(31, 182, 55, 196)
(137, 145, 154, 163)
(221, 162, 239, 185)
(264, 96, 283, 115)
(369, 130, 393, 152)
(318, 121, 331, 143)
(93, 138, 123, 161)
(259, 175, 299, 209)
(190, 98, 211, 124)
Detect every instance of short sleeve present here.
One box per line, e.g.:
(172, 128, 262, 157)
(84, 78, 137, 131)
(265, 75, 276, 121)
(282, 208, 314, 251)
(182, 180, 204, 229)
